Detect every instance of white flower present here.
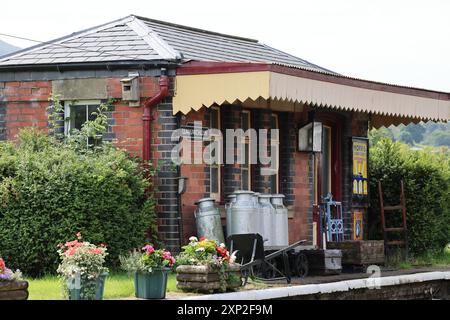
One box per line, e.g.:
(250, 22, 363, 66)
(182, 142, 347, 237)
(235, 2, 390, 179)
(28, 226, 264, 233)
(189, 236, 198, 242)
(219, 243, 226, 248)
(195, 247, 205, 252)
(230, 251, 238, 264)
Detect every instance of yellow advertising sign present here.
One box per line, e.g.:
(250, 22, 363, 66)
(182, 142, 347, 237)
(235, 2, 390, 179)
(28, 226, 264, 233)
(352, 139, 368, 196)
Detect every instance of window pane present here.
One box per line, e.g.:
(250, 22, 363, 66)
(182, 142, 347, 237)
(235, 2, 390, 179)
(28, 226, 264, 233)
(244, 143, 249, 168)
(271, 115, 278, 129)
(211, 167, 219, 193)
(241, 112, 249, 131)
(73, 105, 87, 130)
(211, 109, 219, 129)
(270, 175, 278, 193)
(241, 169, 249, 190)
(88, 105, 98, 121)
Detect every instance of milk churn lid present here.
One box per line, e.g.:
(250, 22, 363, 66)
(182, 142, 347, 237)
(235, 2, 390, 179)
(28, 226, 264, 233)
(195, 198, 216, 205)
(271, 194, 286, 199)
(233, 190, 255, 195)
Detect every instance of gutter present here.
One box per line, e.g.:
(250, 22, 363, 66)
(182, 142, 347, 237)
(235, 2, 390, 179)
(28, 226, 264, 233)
(142, 68, 170, 165)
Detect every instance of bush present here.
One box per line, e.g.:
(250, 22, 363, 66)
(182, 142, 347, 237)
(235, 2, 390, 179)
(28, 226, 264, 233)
(0, 128, 157, 277)
(369, 139, 450, 256)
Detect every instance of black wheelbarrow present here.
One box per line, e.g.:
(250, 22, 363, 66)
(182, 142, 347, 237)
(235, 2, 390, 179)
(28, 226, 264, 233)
(227, 233, 308, 285)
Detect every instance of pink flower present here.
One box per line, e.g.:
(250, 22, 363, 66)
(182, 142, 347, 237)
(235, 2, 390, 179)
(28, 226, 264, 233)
(142, 245, 155, 255)
(76, 232, 82, 240)
(89, 248, 103, 255)
(64, 240, 79, 247)
(65, 247, 77, 257)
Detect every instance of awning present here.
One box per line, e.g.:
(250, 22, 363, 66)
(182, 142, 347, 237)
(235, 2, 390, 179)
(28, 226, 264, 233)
(173, 62, 450, 128)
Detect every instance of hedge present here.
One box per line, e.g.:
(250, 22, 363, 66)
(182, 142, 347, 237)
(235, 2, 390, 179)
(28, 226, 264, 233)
(369, 139, 450, 256)
(0, 128, 157, 277)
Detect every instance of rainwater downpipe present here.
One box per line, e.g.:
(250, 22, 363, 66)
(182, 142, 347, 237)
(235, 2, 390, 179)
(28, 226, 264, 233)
(142, 68, 170, 166)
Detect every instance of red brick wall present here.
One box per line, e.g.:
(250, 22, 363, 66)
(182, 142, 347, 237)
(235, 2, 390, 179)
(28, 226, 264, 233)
(290, 151, 312, 243)
(106, 77, 160, 158)
(0, 77, 161, 159)
(179, 107, 209, 243)
(1, 81, 52, 139)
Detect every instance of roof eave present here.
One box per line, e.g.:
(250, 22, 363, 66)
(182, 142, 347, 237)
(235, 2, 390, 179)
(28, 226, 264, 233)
(0, 59, 179, 72)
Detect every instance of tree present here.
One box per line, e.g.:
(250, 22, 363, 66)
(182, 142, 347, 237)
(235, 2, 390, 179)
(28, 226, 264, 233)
(368, 127, 394, 146)
(404, 123, 426, 143)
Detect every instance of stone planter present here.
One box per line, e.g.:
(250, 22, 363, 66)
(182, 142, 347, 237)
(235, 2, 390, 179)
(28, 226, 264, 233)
(327, 241, 385, 266)
(0, 281, 29, 300)
(176, 264, 242, 293)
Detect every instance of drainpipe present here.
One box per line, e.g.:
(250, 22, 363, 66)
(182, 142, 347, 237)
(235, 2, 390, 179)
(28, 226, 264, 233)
(142, 68, 169, 165)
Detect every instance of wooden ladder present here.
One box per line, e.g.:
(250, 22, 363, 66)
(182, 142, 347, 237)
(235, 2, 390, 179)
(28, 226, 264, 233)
(378, 180, 409, 258)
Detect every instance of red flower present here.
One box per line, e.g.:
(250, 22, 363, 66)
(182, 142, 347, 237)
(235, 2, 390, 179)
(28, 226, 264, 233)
(0, 258, 5, 272)
(199, 236, 207, 241)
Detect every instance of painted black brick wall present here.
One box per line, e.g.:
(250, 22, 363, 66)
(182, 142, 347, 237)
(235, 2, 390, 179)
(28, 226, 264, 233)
(155, 97, 181, 253)
(279, 112, 296, 207)
(0, 101, 6, 141)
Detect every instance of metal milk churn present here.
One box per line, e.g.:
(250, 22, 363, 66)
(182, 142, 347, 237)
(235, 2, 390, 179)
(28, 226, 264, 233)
(230, 191, 256, 236)
(195, 198, 225, 244)
(271, 194, 289, 246)
(252, 193, 263, 236)
(258, 194, 275, 246)
(225, 194, 237, 238)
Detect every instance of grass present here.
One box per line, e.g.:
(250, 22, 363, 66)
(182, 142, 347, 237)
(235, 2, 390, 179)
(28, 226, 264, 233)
(26, 272, 179, 300)
(390, 251, 450, 270)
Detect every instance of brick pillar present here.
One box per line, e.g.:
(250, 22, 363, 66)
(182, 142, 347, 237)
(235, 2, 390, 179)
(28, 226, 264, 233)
(155, 97, 181, 253)
(279, 112, 296, 206)
(223, 105, 243, 198)
(341, 112, 353, 240)
(252, 109, 272, 193)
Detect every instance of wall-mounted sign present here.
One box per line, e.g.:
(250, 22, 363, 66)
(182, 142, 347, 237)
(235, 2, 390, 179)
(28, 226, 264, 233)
(353, 209, 364, 240)
(352, 137, 368, 198)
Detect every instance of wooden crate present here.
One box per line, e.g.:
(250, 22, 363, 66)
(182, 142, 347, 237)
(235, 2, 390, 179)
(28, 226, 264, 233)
(176, 264, 241, 293)
(303, 249, 342, 275)
(326, 241, 385, 266)
(0, 281, 29, 300)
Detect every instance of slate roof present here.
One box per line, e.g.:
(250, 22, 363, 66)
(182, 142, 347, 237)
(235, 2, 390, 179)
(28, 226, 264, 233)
(0, 15, 334, 73)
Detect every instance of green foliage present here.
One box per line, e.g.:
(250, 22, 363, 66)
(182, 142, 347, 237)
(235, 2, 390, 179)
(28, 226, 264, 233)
(368, 127, 394, 146)
(369, 139, 450, 256)
(0, 128, 157, 277)
(371, 122, 450, 148)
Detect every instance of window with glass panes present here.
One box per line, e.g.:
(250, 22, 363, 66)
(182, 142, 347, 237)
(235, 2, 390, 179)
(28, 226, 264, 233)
(64, 101, 101, 144)
(210, 107, 221, 201)
(269, 113, 279, 193)
(241, 110, 251, 190)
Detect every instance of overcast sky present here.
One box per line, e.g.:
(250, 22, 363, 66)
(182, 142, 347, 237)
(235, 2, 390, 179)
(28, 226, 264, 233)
(1, 0, 449, 92)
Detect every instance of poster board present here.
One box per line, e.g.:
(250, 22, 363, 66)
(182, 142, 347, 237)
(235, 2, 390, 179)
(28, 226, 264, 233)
(352, 137, 369, 200)
(352, 209, 364, 240)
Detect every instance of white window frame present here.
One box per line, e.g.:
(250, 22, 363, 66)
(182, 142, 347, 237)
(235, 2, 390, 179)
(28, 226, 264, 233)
(63, 100, 101, 136)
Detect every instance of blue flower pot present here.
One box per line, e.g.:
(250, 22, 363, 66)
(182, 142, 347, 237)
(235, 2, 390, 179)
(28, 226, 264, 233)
(67, 272, 108, 300)
(134, 269, 169, 299)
